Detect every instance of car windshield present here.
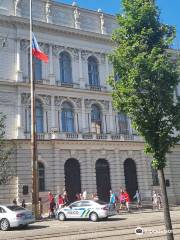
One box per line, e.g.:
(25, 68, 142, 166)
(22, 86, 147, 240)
(95, 200, 107, 205)
(6, 206, 25, 211)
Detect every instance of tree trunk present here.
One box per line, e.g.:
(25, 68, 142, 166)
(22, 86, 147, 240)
(158, 168, 174, 240)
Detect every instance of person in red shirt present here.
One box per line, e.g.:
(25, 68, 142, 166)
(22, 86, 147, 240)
(124, 190, 130, 212)
(58, 194, 64, 209)
(48, 192, 55, 218)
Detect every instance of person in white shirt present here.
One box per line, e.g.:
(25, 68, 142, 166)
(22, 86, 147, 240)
(82, 189, 87, 200)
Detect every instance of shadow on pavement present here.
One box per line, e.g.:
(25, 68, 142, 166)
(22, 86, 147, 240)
(10, 225, 49, 231)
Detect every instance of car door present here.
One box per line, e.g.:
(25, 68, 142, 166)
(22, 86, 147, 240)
(66, 202, 82, 219)
(78, 201, 93, 219)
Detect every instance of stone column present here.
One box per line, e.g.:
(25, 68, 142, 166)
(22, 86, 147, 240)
(16, 39, 22, 82)
(85, 150, 96, 195)
(51, 96, 56, 129)
(109, 101, 114, 133)
(16, 92, 24, 138)
(81, 97, 86, 132)
(49, 45, 55, 85)
(79, 51, 84, 88)
(105, 55, 109, 77)
(74, 111, 78, 132)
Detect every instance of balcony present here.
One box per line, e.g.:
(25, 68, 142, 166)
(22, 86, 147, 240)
(23, 132, 143, 142)
(22, 77, 50, 85)
(85, 84, 108, 92)
(56, 81, 80, 89)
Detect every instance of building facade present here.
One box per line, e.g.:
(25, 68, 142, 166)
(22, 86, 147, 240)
(0, 0, 180, 204)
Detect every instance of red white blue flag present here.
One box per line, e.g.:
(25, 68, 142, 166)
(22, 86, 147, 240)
(32, 33, 48, 63)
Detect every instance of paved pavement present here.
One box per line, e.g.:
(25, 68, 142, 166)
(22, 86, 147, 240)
(1, 208, 180, 240)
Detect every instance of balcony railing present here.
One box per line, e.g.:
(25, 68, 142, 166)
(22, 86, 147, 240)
(56, 81, 80, 89)
(85, 84, 108, 92)
(23, 132, 143, 142)
(22, 77, 50, 85)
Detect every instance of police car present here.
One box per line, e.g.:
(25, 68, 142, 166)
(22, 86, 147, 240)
(56, 200, 116, 222)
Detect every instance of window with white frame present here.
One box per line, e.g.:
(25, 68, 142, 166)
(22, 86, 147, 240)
(117, 112, 129, 134)
(59, 51, 72, 84)
(28, 99, 44, 133)
(61, 102, 74, 132)
(88, 56, 100, 86)
(91, 104, 102, 134)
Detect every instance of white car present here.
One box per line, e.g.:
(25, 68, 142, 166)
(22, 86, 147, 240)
(0, 205, 35, 231)
(56, 200, 116, 222)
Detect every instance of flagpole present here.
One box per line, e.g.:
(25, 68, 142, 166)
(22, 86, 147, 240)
(30, 0, 39, 219)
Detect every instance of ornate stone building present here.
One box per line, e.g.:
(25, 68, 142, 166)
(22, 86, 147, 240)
(0, 0, 180, 204)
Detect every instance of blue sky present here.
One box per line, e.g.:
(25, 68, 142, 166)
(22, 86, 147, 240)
(57, 0, 180, 48)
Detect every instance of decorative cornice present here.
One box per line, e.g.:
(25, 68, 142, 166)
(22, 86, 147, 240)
(55, 96, 82, 108)
(0, 15, 113, 45)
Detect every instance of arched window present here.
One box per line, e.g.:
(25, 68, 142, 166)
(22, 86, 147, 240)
(28, 99, 44, 133)
(151, 164, 159, 186)
(88, 56, 99, 86)
(117, 112, 129, 134)
(36, 99, 44, 133)
(38, 162, 45, 192)
(28, 52, 42, 81)
(59, 51, 72, 84)
(61, 102, 74, 132)
(91, 104, 102, 133)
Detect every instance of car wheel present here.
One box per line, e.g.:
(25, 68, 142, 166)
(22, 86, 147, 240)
(0, 218, 10, 231)
(58, 212, 66, 221)
(23, 224, 29, 229)
(90, 212, 98, 222)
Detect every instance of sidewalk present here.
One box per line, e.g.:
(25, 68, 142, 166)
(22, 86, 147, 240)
(117, 201, 180, 215)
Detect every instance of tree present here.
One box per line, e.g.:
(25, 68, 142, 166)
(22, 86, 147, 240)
(108, 0, 180, 239)
(0, 113, 13, 185)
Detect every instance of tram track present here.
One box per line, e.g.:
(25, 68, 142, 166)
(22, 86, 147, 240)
(1, 220, 180, 240)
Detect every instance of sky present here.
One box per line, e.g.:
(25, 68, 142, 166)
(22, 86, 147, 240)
(57, 0, 180, 48)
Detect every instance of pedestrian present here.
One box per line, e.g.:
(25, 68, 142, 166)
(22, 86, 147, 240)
(157, 193, 162, 210)
(119, 189, 126, 210)
(48, 192, 55, 218)
(133, 190, 142, 209)
(49, 197, 56, 218)
(21, 199, 26, 208)
(13, 198, 17, 205)
(124, 190, 130, 212)
(75, 193, 81, 201)
(82, 189, 87, 200)
(38, 197, 43, 219)
(152, 191, 158, 210)
(92, 193, 99, 201)
(63, 190, 69, 206)
(109, 190, 116, 209)
(57, 194, 64, 209)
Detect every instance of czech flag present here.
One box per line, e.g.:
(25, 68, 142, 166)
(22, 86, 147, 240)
(32, 33, 48, 63)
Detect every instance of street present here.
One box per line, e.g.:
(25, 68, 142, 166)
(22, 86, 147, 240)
(1, 208, 180, 240)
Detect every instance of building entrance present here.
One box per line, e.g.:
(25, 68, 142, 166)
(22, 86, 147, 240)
(124, 158, 138, 199)
(96, 159, 111, 202)
(64, 158, 81, 202)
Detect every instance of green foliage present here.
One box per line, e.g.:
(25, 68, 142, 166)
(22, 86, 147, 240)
(0, 113, 13, 185)
(109, 0, 180, 169)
